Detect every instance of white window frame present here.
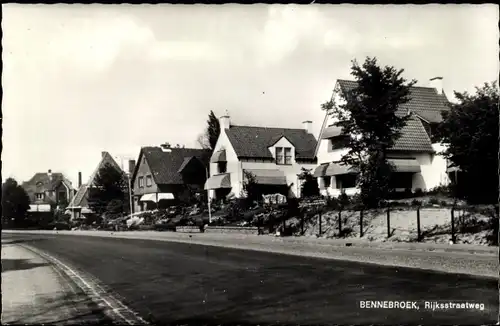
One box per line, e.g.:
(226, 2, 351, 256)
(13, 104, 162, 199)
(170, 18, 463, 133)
(275, 147, 284, 165)
(146, 175, 152, 187)
(284, 147, 292, 165)
(138, 177, 144, 188)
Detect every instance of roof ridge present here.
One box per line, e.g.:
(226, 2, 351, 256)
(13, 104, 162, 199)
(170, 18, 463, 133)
(230, 124, 308, 132)
(337, 79, 441, 91)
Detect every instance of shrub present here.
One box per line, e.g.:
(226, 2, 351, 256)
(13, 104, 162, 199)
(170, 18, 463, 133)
(428, 197, 440, 205)
(428, 185, 451, 196)
(411, 199, 422, 207)
(325, 196, 339, 210)
(486, 216, 498, 246)
(224, 199, 246, 220)
(440, 200, 448, 207)
(414, 188, 424, 197)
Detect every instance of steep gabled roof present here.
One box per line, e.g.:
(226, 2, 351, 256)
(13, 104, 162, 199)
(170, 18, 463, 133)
(86, 152, 124, 188)
(68, 184, 89, 208)
(67, 152, 123, 208)
(136, 147, 211, 185)
(225, 125, 317, 160)
(391, 115, 434, 152)
(337, 79, 450, 123)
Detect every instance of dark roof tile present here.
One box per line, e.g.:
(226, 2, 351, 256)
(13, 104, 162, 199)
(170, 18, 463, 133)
(142, 147, 211, 185)
(337, 79, 450, 123)
(225, 125, 317, 160)
(390, 115, 434, 152)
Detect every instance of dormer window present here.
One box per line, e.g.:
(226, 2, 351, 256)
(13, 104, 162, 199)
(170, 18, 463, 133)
(284, 148, 292, 165)
(275, 147, 292, 165)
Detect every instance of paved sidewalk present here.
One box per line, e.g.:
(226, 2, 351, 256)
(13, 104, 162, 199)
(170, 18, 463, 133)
(1, 242, 108, 325)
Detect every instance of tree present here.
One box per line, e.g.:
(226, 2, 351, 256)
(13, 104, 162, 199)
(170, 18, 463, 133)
(1, 178, 30, 227)
(87, 163, 130, 217)
(198, 110, 221, 151)
(322, 57, 416, 208)
(437, 81, 499, 204)
(242, 171, 261, 205)
(298, 168, 320, 198)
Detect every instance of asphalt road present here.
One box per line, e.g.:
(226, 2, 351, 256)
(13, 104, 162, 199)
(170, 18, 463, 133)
(3, 233, 497, 325)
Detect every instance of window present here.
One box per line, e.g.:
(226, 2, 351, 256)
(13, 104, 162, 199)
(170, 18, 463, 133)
(58, 191, 66, 200)
(330, 136, 350, 150)
(146, 175, 152, 187)
(275, 147, 284, 164)
(284, 148, 292, 165)
(275, 147, 292, 165)
(323, 176, 331, 188)
(138, 177, 144, 188)
(218, 162, 227, 174)
(36, 193, 44, 200)
(336, 174, 357, 189)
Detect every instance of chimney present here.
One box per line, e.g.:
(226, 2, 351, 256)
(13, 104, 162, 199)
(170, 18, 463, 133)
(101, 151, 107, 158)
(429, 77, 443, 95)
(128, 160, 136, 175)
(219, 110, 231, 129)
(160, 143, 172, 152)
(302, 120, 313, 134)
(48, 169, 52, 181)
(78, 172, 82, 187)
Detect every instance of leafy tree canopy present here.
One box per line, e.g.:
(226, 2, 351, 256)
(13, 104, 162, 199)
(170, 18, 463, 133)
(198, 110, 221, 151)
(437, 81, 499, 204)
(322, 57, 417, 208)
(87, 163, 130, 217)
(1, 178, 31, 227)
(298, 168, 320, 198)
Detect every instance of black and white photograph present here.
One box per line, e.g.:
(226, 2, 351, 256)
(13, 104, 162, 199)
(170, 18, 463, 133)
(1, 3, 499, 325)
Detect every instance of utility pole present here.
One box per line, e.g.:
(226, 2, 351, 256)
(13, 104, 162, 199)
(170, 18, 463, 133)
(117, 155, 134, 216)
(206, 166, 212, 224)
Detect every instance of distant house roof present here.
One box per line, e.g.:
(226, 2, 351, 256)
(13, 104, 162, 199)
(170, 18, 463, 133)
(137, 147, 211, 185)
(67, 151, 123, 209)
(21, 172, 74, 204)
(68, 184, 89, 209)
(225, 125, 317, 160)
(337, 79, 450, 124)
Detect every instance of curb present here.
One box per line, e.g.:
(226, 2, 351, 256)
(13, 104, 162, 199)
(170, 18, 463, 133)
(19, 243, 148, 325)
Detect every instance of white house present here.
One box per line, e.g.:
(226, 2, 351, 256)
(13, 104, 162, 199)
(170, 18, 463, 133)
(314, 77, 453, 197)
(205, 114, 318, 201)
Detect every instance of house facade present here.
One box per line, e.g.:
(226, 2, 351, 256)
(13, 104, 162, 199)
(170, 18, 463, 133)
(67, 151, 127, 220)
(205, 114, 318, 201)
(131, 146, 211, 212)
(21, 170, 75, 213)
(314, 78, 452, 197)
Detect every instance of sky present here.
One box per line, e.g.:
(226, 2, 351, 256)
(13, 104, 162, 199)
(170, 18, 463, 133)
(2, 4, 499, 187)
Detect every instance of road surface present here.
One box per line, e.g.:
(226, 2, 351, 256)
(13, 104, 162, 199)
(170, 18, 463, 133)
(2, 233, 497, 325)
